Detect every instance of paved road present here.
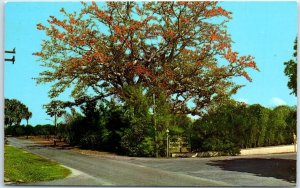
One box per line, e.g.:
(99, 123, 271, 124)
(127, 153, 296, 186)
(6, 137, 296, 186)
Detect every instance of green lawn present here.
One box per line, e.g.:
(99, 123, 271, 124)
(4, 145, 71, 184)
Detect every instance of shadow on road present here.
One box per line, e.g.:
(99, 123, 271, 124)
(207, 158, 296, 183)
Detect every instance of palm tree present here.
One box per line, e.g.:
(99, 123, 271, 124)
(25, 111, 32, 126)
(24, 111, 32, 139)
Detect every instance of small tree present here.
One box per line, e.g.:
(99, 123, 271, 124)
(44, 100, 66, 128)
(25, 111, 33, 126)
(44, 100, 66, 144)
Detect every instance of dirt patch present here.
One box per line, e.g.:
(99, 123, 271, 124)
(72, 148, 117, 157)
(20, 136, 70, 147)
(25, 136, 134, 160)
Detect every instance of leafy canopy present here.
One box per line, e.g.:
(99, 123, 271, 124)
(284, 38, 297, 96)
(34, 2, 257, 115)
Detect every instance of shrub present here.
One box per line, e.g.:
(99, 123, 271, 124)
(79, 134, 102, 150)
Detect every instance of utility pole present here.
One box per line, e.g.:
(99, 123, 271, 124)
(53, 112, 57, 146)
(166, 128, 169, 158)
(5, 48, 16, 64)
(153, 93, 158, 158)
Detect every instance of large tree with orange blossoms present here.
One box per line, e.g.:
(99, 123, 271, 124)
(34, 1, 258, 115)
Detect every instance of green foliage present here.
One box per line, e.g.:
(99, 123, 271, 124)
(100, 101, 129, 152)
(267, 105, 294, 145)
(4, 145, 70, 183)
(5, 97, 296, 158)
(191, 102, 296, 155)
(5, 124, 54, 137)
(44, 100, 66, 117)
(34, 124, 55, 136)
(5, 98, 32, 127)
(59, 99, 129, 151)
(119, 85, 153, 156)
(202, 137, 240, 156)
(56, 85, 184, 157)
(139, 137, 156, 157)
(44, 100, 66, 137)
(284, 38, 297, 96)
(62, 112, 87, 146)
(79, 134, 102, 150)
(192, 102, 242, 155)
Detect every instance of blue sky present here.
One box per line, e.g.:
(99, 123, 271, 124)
(4, 1, 298, 126)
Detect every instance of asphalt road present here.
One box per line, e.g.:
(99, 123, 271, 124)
(6, 137, 296, 186)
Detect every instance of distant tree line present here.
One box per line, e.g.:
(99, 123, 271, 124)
(5, 96, 296, 157)
(4, 98, 54, 139)
(5, 124, 55, 139)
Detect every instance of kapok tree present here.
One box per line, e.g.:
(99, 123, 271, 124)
(34, 2, 258, 116)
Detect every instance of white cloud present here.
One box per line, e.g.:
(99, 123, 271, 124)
(270, 97, 287, 106)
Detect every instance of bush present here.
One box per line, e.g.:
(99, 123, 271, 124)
(191, 102, 297, 155)
(120, 125, 155, 157)
(138, 137, 155, 157)
(79, 134, 102, 150)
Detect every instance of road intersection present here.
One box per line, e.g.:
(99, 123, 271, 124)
(7, 137, 296, 186)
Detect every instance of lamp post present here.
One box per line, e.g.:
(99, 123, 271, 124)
(153, 94, 158, 158)
(166, 128, 169, 158)
(293, 132, 297, 152)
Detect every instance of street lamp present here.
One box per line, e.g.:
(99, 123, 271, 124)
(166, 128, 169, 158)
(293, 132, 297, 152)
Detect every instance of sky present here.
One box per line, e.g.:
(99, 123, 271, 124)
(4, 1, 298, 126)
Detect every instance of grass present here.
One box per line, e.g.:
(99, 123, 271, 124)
(4, 145, 71, 184)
